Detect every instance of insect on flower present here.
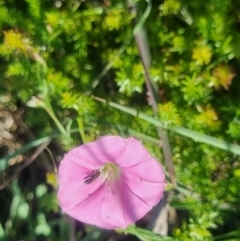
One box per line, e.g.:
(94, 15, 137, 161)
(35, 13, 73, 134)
(84, 169, 100, 184)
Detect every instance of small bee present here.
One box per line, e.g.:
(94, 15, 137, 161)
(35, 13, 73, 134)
(83, 169, 100, 184)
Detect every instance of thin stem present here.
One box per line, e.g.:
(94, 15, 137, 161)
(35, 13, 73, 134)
(76, 117, 87, 144)
(43, 101, 68, 136)
(0, 139, 52, 190)
(128, 0, 176, 187)
(85, 39, 131, 96)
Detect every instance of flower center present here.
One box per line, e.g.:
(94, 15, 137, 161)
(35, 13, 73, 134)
(100, 162, 120, 182)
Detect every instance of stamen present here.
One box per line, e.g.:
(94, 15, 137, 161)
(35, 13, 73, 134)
(100, 162, 120, 194)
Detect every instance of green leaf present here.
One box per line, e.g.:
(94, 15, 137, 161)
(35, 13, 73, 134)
(36, 184, 48, 198)
(35, 213, 51, 236)
(10, 194, 21, 219)
(117, 225, 173, 241)
(0, 222, 5, 238)
(18, 202, 29, 220)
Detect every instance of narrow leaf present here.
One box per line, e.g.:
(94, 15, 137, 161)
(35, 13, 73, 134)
(93, 96, 240, 156)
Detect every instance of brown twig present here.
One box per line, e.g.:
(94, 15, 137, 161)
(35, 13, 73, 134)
(128, 0, 176, 187)
(0, 139, 52, 190)
(127, 0, 176, 235)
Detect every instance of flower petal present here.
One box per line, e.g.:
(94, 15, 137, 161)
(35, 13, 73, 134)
(64, 178, 153, 229)
(63, 182, 127, 229)
(58, 178, 105, 212)
(57, 136, 167, 229)
(57, 157, 105, 212)
(63, 184, 108, 227)
(98, 178, 155, 228)
(114, 137, 152, 167)
(67, 141, 107, 169)
(96, 136, 127, 161)
(121, 158, 166, 206)
(58, 156, 89, 185)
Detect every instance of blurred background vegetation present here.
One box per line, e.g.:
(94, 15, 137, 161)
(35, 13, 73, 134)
(1, 0, 240, 240)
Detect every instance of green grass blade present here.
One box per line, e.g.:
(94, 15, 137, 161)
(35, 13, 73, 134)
(170, 126, 240, 155)
(93, 96, 240, 156)
(214, 230, 240, 241)
(133, 0, 152, 35)
(116, 126, 160, 145)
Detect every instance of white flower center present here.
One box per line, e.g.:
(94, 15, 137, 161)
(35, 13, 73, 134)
(100, 162, 120, 182)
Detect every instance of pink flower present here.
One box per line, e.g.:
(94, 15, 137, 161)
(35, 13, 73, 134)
(57, 136, 166, 229)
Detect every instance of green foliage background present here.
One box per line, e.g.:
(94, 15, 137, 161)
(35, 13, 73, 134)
(1, 0, 240, 240)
